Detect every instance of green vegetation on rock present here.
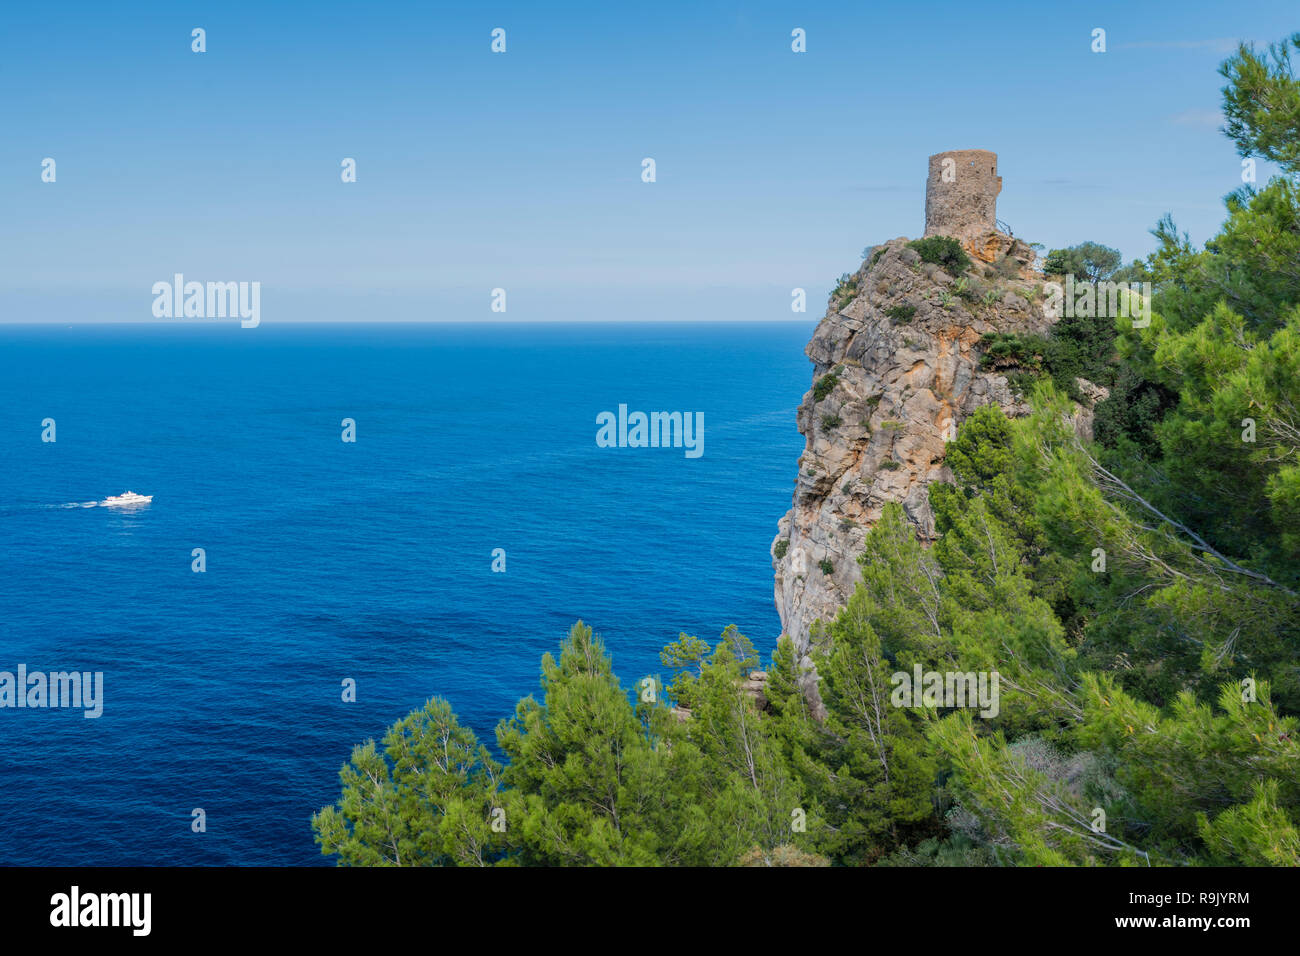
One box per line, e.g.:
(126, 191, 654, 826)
(908, 236, 971, 276)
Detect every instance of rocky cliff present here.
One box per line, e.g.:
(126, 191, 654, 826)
(771, 234, 1046, 715)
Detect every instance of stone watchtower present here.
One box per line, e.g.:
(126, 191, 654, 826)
(924, 149, 1001, 243)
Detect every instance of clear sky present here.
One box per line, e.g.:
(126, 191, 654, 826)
(2, 0, 1295, 323)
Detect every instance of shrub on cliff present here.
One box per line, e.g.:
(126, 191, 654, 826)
(980, 316, 1118, 401)
(907, 236, 971, 276)
(830, 272, 858, 310)
(978, 332, 1047, 375)
(811, 369, 840, 402)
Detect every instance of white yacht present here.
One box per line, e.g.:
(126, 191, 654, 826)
(101, 491, 152, 507)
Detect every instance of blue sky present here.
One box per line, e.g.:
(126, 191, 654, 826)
(2, 0, 1295, 323)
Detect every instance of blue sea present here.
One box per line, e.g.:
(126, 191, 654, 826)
(0, 322, 810, 865)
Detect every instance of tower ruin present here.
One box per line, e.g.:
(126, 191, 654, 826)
(924, 149, 1001, 242)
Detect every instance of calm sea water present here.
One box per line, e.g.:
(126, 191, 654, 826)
(0, 322, 810, 865)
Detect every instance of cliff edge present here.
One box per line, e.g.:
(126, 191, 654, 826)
(772, 232, 1045, 715)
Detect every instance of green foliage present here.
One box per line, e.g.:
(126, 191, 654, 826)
(978, 332, 1049, 393)
(1141, 181, 1300, 338)
(1044, 310, 1119, 389)
(831, 272, 858, 310)
(717, 624, 760, 675)
(979, 331, 1047, 374)
(1198, 780, 1300, 866)
(312, 697, 504, 866)
(490, 622, 680, 865)
(942, 403, 1015, 486)
(318, 622, 817, 866)
(818, 558, 834, 575)
(908, 236, 971, 276)
(1110, 259, 1150, 284)
(1043, 242, 1122, 282)
(660, 629, 712, 710)
(821, 413, 842, 430)
(929, 715, 1146, 866)
(773, 539, 789, 560)
(981, 309, 1119, 399)
(954, 276, 984, 303)
(1078, 675, 1300, 860)
(1220, 33, 1300, 173)
(1091, 363, 1178, 449)
(832, 373, 1299, 866)
(811, 370, 840, 402)
(1139, 303, 1300, 587)
(884, 304, 916, 322)
(811, 585, 941, 862)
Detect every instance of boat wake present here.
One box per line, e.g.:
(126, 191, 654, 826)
(0, 492, 154, 514)
(46, 494, 153, 510)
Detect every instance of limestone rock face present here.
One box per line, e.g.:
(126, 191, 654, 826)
(742, 671, 769, 711)
(772, 238, 1051, 714)
(963, 230, 1038, 275)
(1070, 377, 1111, 443)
